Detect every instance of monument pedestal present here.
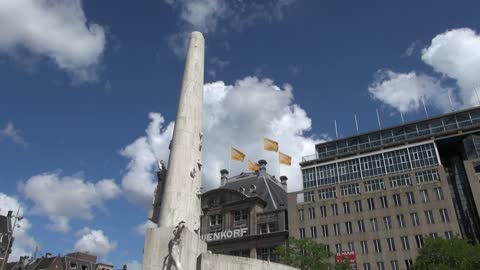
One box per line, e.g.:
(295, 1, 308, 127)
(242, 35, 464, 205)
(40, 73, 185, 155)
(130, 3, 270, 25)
(142, 226, 207, 270)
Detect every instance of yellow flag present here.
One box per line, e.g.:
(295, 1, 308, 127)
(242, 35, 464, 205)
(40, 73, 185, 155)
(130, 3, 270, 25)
(279, 152, 292, 166)
(263, 137, 279, 152)
(231, 147, 246, 162)
(248, 160, 260, 171)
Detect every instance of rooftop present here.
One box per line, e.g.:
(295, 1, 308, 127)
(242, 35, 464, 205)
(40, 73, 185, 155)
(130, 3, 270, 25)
(302, 106, 480, 165)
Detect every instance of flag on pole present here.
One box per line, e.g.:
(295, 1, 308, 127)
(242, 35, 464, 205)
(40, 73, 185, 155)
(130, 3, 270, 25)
(279, 152, 292, 166)
(263, 137, 279, 152)
(231, 147, 246, 162)
(248, 160, 260, 171)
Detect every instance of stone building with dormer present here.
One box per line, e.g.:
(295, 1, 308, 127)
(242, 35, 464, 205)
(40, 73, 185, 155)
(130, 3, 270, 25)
(200, 160, 289, 262)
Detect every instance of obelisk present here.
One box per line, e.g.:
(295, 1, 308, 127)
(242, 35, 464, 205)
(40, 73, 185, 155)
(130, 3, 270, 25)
(143, 31, 207, 270)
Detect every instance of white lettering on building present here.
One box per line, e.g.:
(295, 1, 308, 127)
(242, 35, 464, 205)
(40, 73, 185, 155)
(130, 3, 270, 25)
(201, 228, 248, 242)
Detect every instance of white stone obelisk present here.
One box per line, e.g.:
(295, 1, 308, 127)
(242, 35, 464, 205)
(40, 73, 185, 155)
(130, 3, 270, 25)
(142, 31, 206, 270)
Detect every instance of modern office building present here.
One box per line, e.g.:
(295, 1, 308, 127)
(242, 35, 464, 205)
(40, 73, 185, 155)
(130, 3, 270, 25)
(288, 106, 480, 270)
(200, 160, 289, 262)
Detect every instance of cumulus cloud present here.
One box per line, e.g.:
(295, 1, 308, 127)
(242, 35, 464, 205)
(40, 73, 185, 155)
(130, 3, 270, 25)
(74, 227, 117, 258)
(0, 121, 26, 146)
(120, 113, 174, 207)
(370, 28, 480, 114)
(165, 0, 297, 56)
(121, 76, 322, 209)
(19, 173, 121, 232)
(0, 0, 106, 81)
(368, 70, 455, 113)
(421, 28, 480, 106)
(0, 193, 37, 261)
(134, 220, 156, 235)
(126, 260, 141, 270)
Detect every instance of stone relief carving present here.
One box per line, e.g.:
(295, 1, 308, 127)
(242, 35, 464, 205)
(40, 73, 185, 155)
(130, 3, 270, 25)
(162, 221, 186, 270)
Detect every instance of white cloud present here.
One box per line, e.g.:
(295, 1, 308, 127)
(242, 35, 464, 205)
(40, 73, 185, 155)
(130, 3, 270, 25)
(0, 193, 37, 261)
(120, 113, 174, 207)
(74, 227, 117, 258)
(370, 28, 480, 113)
(0, 121, 26, 146)
(421, 28, 480, 106)
(0, 0, 106, 81)
(368, 70, 455, 113)
(121, 76, 322, 208)
(126, 260, 141, 270)
(134, 220, 156, 235)
(165, 0, 297, 55)
(19, 173, 121, 232)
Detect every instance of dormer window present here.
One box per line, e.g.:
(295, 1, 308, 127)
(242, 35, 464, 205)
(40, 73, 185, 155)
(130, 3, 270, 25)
(233, 209, 248, 225)
(70, 262, 77, 270)
(249, 184, 256, 193)
(81, 265, 88, 270)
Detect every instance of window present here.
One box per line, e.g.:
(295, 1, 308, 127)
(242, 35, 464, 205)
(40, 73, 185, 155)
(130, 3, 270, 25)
(409, 143, 439, 169)
(390, 174, 412, 188)
(310, 226, 317, 239)
(391, 260, 400, 270)
(81, 265, 88, 270)
(319, 187, 337, 200)
(308, 207, 316, 219)
(425, 210, 435, 224)
(363, 263, 371, 270)
(334, 223, 341, 236)
(415, 235, 424, 248)
(376, 261, 385, 270)
(358, 220, 365, 232)
(367, 198, 375, 210)
(420, 189, 430, 203)
(370, 218, 378, 232)
(316, 163, 338, 186)
(440, 209, 450, 223)
(233, 209, 248, 223)
(343, 202, 351, 214)
(322, 225, 329, 237)
(320, 205, 327, 217)
(373, 239, 382, 253)
(410, 213, 420, 226)
(360, 240, 368, 254)
(257, 247, 278, 262)
(70, 263, 77, 270)
(415, 169, 440, 183)
(299, 228, 305, 239)
(209, 214, 223, 226)
(346, 222, 353, 234)
(430, 232, 438, 239)
(434, 187, 444, 200)
(365, 179, 386, 192)
(387, 238, 396, 251)
(347, 242, 354, 251)
(331, 204, 338, 216)
(383, 216, 392, 230)
(405, 259, 413, 270)
(393, 194, 402, 207)
(260, 223, 276, 234)
(445, 231, 454, 239)
(397, 214, 406, 228)
(335, 243, 342, 253)
(380, 196, 388, 208)
(407, 191, 415, 205)
(341, 183, 361, 196)
(304, 191, 315, 202)
(360, 154, 385, 178)
(303, 167, 316, 188)
(338, 159, 362, 183)
(298, 209, 304, 221)
(355, 200, 363, 212)
(401, 236, 410, 250)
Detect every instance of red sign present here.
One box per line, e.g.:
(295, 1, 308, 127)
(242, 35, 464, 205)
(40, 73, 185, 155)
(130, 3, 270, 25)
(335, 251, 357, 267)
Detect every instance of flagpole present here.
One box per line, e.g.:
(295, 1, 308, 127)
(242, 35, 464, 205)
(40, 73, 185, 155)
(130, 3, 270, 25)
(474, 88, 480, 106)
(376, 109, 382, 129)
(228, 145, 231, 174)
(354, 114, 359, 134)
(422, 97, 429, 118)
(447, 90, 454, 112)
(334, 120, 338, 139)
(400, 111, 405, 123)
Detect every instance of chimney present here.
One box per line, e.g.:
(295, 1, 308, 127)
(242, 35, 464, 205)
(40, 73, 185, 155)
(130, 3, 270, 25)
(280, 176, 288, 191)
(45, 253, 52, 258)
(258, 160, 267, 172)
(220, 169, 229, 186)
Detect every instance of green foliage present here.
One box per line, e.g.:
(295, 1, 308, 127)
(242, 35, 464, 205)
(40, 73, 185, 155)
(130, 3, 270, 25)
(334, 259, 352, 270)
(275, 237, 352, 270)
(413, 237, 480, 270)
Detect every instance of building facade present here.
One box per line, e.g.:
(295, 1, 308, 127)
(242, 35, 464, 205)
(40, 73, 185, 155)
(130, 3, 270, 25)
(1, 211, 14, 270)
(288, 106, 480, 270)
(5, 252, 110, 270)
(200, 160, 289, 262)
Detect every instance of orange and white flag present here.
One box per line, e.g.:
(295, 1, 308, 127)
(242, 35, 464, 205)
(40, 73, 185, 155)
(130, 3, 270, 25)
(263, 137, 279, 152)
(279, 152, 292, 166)
(248, 160, 260, 171)
(231, 147, 246, 162)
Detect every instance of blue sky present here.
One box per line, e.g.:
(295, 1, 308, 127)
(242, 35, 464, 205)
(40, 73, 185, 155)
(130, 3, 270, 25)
(1, 0, 480, 268)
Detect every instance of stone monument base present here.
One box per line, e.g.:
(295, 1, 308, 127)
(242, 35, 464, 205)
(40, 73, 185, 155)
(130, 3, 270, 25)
(197, 253, 298, 270)
(142, 226, 207, 270)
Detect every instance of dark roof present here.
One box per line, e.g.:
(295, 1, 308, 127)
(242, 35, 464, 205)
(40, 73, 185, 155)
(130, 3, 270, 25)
(33, 257, 57, 270)
(0, 215, 8, 234)
(218, 168, 287, 210)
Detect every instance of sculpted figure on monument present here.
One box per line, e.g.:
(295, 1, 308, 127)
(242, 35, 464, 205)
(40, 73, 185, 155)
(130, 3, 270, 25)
(162, 221, 186, 270)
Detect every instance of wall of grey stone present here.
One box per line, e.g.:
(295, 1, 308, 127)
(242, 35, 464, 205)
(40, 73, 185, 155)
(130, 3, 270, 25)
(197, 253, 298, 270)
